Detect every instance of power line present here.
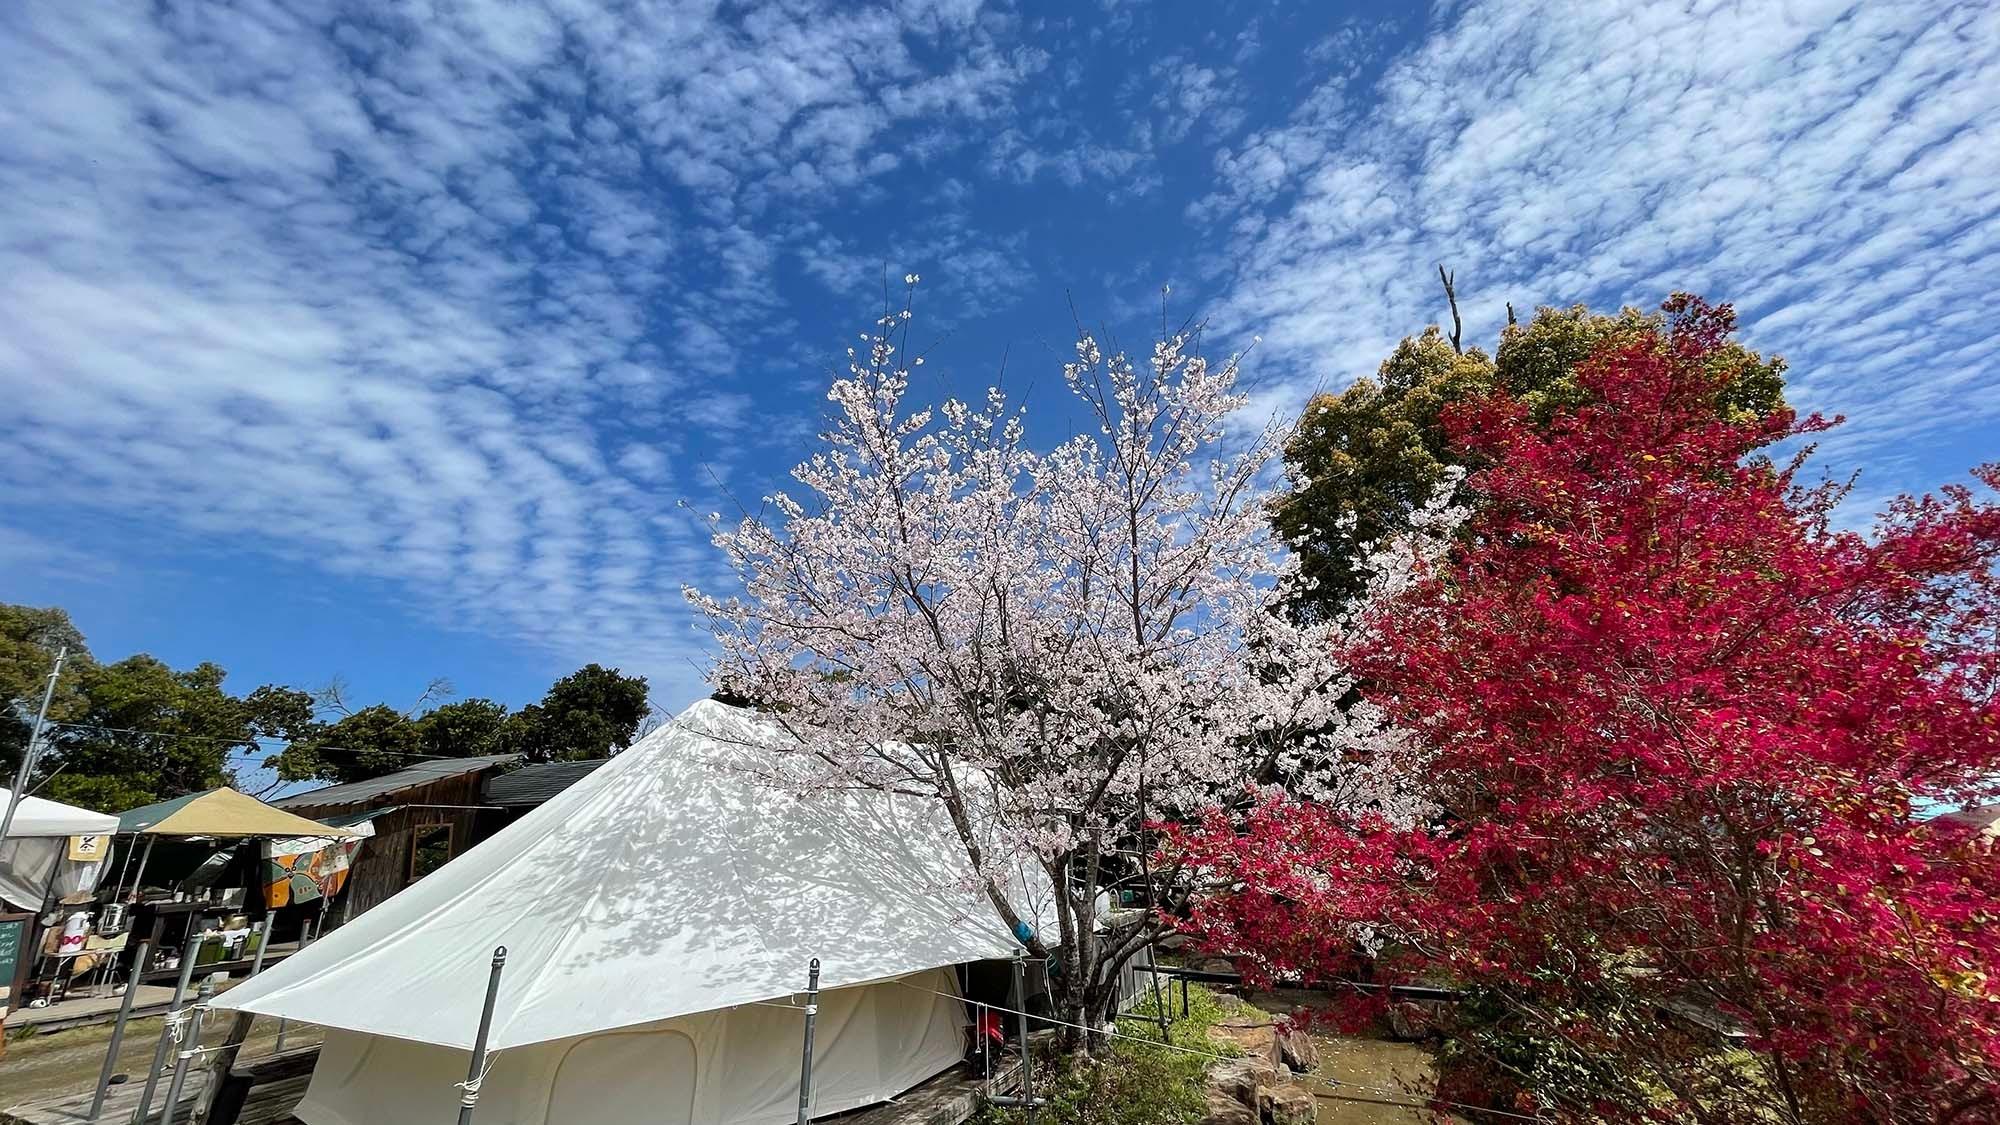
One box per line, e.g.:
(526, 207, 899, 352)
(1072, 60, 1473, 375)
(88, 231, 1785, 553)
(44, 720, 474, 763)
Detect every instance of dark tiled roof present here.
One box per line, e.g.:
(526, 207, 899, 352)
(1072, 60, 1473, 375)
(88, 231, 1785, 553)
(481, 759, 608, 807)
(273, 754, 520, 812)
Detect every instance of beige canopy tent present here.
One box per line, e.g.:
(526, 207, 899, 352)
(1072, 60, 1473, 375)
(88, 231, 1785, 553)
(116, 788, 360, 839)
(111, 787, 359, 902)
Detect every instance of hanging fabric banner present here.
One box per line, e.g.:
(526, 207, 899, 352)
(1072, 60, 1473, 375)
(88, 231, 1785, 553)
(264, 823, 373, 909)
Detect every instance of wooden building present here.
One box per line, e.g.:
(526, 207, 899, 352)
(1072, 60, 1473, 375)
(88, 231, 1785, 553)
(272, 754, 517, 924)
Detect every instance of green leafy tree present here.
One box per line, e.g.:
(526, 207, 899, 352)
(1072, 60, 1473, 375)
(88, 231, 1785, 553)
(499, 664, 650, 763)
(274, 666, 651, 781)
(3, 603, 321, 811)
(416, 698, 511, 759)
(276, 703, 423, 784)
(0, 604, 89, 781)
(1272, 297, 1787, 619)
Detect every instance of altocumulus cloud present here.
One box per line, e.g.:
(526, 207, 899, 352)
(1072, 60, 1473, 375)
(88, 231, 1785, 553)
(0, 0, 1044, 692)
(2, 0, 1997, 695)
(1201, 0, 2000, 482)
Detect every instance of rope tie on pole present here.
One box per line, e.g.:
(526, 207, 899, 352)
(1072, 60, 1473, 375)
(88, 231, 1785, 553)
(455, 945, 508, 1125)
(454, 1059, 496, 1107)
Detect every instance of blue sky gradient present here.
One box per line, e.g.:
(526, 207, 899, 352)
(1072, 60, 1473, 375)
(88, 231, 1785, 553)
(3, 0, 1997, 717)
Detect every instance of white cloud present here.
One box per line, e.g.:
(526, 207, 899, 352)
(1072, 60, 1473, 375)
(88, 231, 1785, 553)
(1198, 0, 2000, 498)
(0, 0, 1048, 705)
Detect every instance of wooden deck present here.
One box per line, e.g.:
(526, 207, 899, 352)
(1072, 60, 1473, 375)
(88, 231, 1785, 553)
(2, 987, 179, 1039)
(836, 1054, 1025, 1125)
(0, 1047, 315, 1125)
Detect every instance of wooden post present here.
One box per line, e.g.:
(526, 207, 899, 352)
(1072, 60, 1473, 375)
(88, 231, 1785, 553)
(456, 946, 507, 1125)
(795, 958, 821, 1125)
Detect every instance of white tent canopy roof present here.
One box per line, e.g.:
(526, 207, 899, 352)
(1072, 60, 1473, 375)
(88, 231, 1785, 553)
(215, 700, 1047, 1051)
(0, 788, 119, 837)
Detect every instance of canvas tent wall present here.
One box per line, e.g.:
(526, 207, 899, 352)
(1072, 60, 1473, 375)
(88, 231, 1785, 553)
(299, 967, 966, 1125)
(0, 788, 117, 910)
(213, 700, 1053, 1125)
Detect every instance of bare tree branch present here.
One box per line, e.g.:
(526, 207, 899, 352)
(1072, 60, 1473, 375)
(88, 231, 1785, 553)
(1438, 263, 1464, 354)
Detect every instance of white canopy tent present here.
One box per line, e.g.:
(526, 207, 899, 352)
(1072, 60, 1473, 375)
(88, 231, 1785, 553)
(213, 700, 1052, 1125)
(0, 788, 118, 911)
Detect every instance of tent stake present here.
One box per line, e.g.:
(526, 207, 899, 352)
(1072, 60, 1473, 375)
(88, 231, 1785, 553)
(88, 938, 151, 1121)
(1013, 949, 1036, 1125)
(796, 957, 821, 1125)
(457, 946, 507, 1125)
(133, 931, 206, 1125)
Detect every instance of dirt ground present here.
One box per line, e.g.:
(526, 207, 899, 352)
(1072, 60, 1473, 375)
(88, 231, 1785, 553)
(1, 1014, 323, 1108)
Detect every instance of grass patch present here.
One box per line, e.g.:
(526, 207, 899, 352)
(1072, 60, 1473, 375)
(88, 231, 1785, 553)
(978, 984, 1241, 1125)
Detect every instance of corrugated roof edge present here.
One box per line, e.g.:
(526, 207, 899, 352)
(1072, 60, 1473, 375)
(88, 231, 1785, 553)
(273, 753, 521, 811)
(481, 758, 610, 807)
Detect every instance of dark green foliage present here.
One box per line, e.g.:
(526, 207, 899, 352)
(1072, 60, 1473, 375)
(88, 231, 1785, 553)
(1272, 297, 1788, 620)
(502, 664, 651, 762)
(2, 601, 654, 799)
(417, 698, 511, 759)
(0, 605, 322, 810)
(277, 704, 424, 784)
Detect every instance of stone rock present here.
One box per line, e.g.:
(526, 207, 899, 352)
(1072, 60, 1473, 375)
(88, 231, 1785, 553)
(1208, 1055, 1280, 1106)
(1201, 1088, 1258, 1125)
(1197, 956, 1238, 975)
(1384, 999, 1447, 1041)
(1275, 1022, 1320, 1074)
(1210, 1018, 1283, 1069)
(1260, 1081, 1317, 1125)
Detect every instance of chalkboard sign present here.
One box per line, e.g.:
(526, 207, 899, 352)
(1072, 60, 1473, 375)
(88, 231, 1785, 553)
(0, 912, 29, 1012)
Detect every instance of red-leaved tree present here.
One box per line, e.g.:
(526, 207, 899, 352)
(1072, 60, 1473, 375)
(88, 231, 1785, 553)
(1169, 297, 2000, 1123)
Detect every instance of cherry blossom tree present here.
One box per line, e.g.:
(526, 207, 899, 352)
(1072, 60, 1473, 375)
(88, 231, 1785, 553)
(1168, 297, 2000, 1121)
(686, 285, 1417, 1044)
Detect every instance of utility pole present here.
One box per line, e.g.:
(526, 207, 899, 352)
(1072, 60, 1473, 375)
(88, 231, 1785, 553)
(0, 645, 67, 843)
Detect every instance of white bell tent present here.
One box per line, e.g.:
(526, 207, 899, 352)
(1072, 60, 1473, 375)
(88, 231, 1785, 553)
(213, 700, 1051, 1125)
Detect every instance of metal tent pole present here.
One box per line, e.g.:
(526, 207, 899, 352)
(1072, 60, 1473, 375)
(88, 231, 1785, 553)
(87, 938, 152, 1120)
(795, 958, 822, 1125)
(109, 838, 136, 905)
(159, 1004, 208, 1125)
(1013, 949, 1036, 1125)
(189, 922, 273, 1125)
(272, 917, 315, 1053)
(0, 645, 66, 844)
(132, 932, 206, 1124)
(123, 837, 157, 902)
(456, 947, 507, 1125)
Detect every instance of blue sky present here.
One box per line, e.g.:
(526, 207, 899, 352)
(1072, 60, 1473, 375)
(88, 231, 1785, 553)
(2, 0, 1996, 721)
